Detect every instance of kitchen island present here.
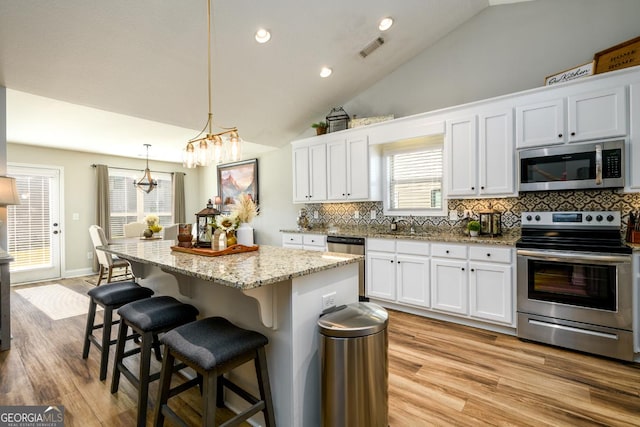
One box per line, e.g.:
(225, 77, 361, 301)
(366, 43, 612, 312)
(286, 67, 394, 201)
(100, 240, 362, 427)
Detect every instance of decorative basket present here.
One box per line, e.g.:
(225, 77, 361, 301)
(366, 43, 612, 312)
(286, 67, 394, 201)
(326, 107, 350, 133)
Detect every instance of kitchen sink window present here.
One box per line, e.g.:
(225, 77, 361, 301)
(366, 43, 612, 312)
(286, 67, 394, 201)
(109, 169, 173, 237)
(382, 134, 445, 216)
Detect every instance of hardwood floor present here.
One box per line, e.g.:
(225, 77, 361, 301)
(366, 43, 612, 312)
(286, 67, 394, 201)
(2, 277, 640, 426)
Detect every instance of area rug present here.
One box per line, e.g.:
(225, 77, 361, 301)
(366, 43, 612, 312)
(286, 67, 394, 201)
(15, 284, 98, 320)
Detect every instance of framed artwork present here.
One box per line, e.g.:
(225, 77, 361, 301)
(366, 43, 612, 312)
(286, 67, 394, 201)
(217, 159, 259, 212)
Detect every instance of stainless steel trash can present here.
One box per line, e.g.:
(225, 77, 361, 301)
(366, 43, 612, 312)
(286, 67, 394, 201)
(318, 302, 389, 427)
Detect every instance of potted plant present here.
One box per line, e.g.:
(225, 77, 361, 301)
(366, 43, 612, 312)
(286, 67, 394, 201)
(467, 220, 481, 237)
(311, 121, 328, 135)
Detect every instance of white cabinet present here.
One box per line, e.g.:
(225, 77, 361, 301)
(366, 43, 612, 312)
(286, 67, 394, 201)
(366, 238, 430, 307)
(447, 108, 515, 198)
(468, 246, 512, 324)
(478, 109, 515, 196)
(516, 86, 627, 149)
(429, 243, 514, 325)
(327, 135, 377, 200)
(446, 116, 477, 197)
(367, 250, 396, 301)
(567, 87, 626, 142)
(292, 143, 326, 203)
(281, 233, 326, 251)
(431, 258, 468, 315)
(629, 82, 640, 190)
(515, 98, 564, 149)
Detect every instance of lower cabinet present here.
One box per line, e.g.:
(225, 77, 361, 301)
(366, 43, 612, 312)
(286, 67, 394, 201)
(366, 239, 430, 307)
(281, 233, 326, 251)
(368, 239, 515, 328)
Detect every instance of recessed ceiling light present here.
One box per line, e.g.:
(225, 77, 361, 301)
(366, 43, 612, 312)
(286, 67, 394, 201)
(255, 28, 271, 43)
(378, 17, 393, 31)
(320, 67, 333, 78)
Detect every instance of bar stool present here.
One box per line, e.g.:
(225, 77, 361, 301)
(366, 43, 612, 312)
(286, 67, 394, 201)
(154, 317, 276, 427)
(111, 296, 199, 427)
(82, 281, 154, 381)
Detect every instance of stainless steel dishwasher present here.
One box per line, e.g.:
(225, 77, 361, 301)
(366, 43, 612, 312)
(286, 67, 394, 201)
(326, 236, 366, 301)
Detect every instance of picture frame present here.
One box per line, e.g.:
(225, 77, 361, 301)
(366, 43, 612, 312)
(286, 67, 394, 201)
(216, 159, 259, 212)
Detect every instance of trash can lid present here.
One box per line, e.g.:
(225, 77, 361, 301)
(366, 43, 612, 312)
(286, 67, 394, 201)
(318, 302, 388, 338)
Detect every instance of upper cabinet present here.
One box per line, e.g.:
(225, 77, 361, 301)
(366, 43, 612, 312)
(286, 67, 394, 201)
(292, 142, 327, 203)
(516, 86, 627, 149)
(292, 132, 381, 204)
(628, 82, 640, 191)
(327, 135, 376, 200)
(447, 105, 516, 198)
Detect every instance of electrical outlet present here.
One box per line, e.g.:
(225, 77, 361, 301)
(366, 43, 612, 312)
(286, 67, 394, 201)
(449, 210, 459, 221)
(322, 292, 336, 310)
(313, 210, 319, 219)
(87, 251, 93, 260)
(370, 210, 377, 220)
(463, 210, 473, 219)
(354, 211, 360, 219)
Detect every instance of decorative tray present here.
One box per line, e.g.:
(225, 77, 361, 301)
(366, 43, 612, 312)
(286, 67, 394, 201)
(170, 244, 259, 257)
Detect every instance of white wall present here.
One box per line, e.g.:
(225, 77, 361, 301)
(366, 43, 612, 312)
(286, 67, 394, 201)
(343, 0, 640, 120)
(6, 143, 202, 276)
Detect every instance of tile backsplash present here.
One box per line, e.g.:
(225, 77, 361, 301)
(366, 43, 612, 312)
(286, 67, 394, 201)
(303, 190, 640, 234)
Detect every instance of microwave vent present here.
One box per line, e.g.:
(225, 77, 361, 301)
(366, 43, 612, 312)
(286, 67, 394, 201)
(359, 37, 385, 58)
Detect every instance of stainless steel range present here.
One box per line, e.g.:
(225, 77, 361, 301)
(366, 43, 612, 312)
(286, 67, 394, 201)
(516, 211, 633, 361)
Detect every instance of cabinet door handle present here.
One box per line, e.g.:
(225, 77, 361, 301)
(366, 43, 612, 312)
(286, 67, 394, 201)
(347, 193, 351, 196)
(461, 267, 465, 271)
(446, 250, 450, 254)
(480, 186, 485, 190)
(471, 268, 475, 272)
(558, 133, 563, 138)
(390, 260, 394, 263)
(471, 187, 475, 190)
(486, 253, 491, 257)
(571, 131, 576, 136)
(397, 261, 401, 264)
(342, 193, 346, 196)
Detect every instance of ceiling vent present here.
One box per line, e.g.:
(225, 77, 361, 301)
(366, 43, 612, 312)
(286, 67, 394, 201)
(359, 37, 385, 58)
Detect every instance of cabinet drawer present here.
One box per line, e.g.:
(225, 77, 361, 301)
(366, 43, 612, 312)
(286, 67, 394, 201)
(282, 234, 303, 245)
(469, 246, 512, 263)
(431, 243, 467, 259)
(303, 234, 326, 247)
(367, 238, 395, 252)
(396, 240, 430, 256)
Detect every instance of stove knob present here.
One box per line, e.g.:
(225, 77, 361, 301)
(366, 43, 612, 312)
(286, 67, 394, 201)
(585, 215, 593, 222)
(607, 214, 614, 222)
(596, 215, 603, 222)
(535, 215, 541, 221)
(526, 215, 532, 221)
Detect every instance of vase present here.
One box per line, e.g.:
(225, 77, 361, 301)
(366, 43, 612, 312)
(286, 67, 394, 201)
(226, 231, 237, 247)
(469, 230, 479, 237)
(236, 222, 254, 246)
(143, 228, 153, 238)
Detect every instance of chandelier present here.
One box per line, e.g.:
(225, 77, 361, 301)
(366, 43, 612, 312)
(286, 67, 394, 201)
(134, 144, 157, 193)
(183, 0, 242, 168)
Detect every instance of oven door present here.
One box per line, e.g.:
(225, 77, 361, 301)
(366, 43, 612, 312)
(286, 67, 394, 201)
(517, 249, 632, 330)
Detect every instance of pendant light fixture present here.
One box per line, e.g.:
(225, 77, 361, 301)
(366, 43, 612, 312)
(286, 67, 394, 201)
(134, 144, 157, 194)
(183, 0, 242, 169)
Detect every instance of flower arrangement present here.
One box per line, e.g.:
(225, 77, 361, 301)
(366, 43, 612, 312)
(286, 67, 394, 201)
(144, 214, 163, 233)
(215, 212, 239, 232)
(232, 194, 259, 223)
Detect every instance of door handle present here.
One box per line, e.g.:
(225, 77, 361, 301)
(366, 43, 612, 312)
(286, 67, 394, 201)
(53, 230, 59, 235)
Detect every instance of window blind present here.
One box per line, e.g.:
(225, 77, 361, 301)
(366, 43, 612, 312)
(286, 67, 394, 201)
(7, 175, 52, 270)
(109, 169, 173, 237)
(385, 137, 443, 213)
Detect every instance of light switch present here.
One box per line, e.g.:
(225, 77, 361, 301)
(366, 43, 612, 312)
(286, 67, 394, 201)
(72, 213, 80, 220)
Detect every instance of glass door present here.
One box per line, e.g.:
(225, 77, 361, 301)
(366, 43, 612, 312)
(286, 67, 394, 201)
(7, 165, 62, 284)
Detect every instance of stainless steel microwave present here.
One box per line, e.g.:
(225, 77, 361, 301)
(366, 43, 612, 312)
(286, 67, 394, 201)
(519, 140, 625, 192)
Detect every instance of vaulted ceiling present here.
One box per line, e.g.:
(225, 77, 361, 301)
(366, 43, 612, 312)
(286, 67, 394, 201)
(0, 0, 526, 162)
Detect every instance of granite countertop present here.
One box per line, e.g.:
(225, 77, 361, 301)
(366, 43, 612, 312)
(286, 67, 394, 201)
(280, 226, 521, 246)
(100, 240, 363, 290)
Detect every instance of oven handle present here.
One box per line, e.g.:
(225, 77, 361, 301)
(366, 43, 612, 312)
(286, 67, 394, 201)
(517, 249, 630, 264)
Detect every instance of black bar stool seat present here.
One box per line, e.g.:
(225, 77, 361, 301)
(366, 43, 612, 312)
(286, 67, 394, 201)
(82, 281, 154, 381)
(154, 317, 276, 427)
(111, 295, 199, 427)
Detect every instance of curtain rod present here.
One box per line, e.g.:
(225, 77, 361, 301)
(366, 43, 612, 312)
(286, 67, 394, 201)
(91, 164, 184, 175)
